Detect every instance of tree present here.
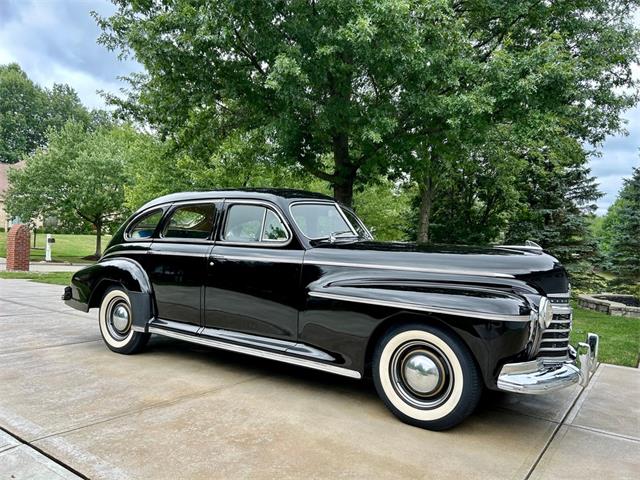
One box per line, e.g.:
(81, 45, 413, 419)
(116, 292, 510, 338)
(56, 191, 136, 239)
(0, 64, 48, 164)
(407, 0, 640, 241)
(5, 122, 156, 257)
(503, 138, 604, 291)
(95, 1, 488, 206)
(0, 64, 92, 164)
(607, 166, 640, 288)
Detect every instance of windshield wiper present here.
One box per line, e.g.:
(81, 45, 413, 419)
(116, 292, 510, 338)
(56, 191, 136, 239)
(327, 230, 359, 243)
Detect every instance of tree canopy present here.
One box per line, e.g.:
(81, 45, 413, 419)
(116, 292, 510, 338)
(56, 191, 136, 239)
(96, 0, 638, 216)
(0, 63, 91, 164)
(6, 122, 160, 256)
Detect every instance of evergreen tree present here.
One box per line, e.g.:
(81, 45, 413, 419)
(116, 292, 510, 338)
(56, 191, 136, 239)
(504, 140, 603, 291)
(608, 166, 640, 291)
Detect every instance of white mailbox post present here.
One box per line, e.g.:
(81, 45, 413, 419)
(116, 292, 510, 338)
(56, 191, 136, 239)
(45, 234, 55, 262)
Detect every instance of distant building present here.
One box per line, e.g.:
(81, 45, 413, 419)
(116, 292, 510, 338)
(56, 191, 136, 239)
(0, 161, 25, 231)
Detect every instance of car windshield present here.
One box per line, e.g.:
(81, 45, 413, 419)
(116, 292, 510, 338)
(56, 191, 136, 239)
(291, 203, 359, 240)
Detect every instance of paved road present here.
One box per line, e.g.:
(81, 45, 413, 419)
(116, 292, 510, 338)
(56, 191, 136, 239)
(0, 279, 638, 479)
(0, 257, 86, 272)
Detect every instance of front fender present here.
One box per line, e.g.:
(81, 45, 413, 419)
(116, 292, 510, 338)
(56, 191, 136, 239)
(301, 270, 537, 386)
(307, 271, 532, 322)
(66, 257, 154, 331)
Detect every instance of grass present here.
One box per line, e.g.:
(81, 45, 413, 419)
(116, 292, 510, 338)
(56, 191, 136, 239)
(571, 301, 640, 367)
(0, 232, 109, 263)
(0, 271, 73, 285)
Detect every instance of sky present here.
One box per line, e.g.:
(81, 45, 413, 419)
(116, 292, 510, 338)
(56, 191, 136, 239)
(0, 0, 638, 215)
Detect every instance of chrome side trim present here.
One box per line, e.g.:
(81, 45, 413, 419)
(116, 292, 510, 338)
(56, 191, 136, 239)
(148, 251, 206, 258)
(102, 250, 148, 258)
(305, 260, 515, 278)
(309, 291, 530, 322)
(211, 254, 301, 264)
(148, 326, 361, 379)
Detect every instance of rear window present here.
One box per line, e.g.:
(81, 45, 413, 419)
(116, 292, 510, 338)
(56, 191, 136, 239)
(162, 204, 216, 240)
(127, 210, 163, 240)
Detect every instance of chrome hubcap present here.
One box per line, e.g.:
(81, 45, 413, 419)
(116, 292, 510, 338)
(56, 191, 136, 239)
(111, 305, 130, 332)
(390, 341, 453, 409)
(402, 353, 441, 395)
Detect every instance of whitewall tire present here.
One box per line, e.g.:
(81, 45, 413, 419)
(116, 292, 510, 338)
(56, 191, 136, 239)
(373, 323, 482, 430)
(98, 288, 149, 354)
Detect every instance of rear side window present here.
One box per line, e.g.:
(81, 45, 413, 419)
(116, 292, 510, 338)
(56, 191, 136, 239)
(223, 204, 289, 244)
(162, 204, 215, 240)
(128, 210, 163, 239)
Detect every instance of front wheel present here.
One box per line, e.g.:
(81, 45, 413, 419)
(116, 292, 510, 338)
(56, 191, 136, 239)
(98, 287, 149, 354)
(372, 323, 482, 430)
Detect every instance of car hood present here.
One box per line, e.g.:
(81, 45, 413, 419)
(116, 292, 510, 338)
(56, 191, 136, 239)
(306, 241, 568, 294)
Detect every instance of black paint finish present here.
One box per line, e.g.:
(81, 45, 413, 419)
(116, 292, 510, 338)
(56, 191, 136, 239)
(64, 188, 570, 389)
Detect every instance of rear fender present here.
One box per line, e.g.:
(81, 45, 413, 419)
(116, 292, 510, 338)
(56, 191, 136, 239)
(69, 258, 154, 331)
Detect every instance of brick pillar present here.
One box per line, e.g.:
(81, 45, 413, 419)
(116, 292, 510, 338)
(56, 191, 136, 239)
(7, 224, 30, 271)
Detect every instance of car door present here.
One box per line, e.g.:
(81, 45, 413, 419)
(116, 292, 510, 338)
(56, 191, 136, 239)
(204, 200, 303, 341)
(147, 201, 221, 327)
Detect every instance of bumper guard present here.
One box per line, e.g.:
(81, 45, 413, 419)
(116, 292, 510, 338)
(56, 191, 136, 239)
(497, 333, 599, 394)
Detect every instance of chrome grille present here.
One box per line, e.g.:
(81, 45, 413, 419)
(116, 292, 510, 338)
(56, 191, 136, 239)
(537, 296, 571, 360)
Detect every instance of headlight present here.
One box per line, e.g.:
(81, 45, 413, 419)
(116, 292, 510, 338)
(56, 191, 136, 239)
(537, 297, 553, 329)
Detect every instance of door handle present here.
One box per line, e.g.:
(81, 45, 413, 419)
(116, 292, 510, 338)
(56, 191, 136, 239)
(208, 254, 226, 266)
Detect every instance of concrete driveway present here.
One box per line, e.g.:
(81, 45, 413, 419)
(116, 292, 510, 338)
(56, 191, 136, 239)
(0, 279, 638, 480)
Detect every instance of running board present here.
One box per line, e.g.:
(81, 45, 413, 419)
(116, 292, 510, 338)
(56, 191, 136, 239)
(148, 323, 362, 380)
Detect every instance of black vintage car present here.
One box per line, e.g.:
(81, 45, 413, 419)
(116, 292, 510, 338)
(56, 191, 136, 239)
(63, 189, 598, 430)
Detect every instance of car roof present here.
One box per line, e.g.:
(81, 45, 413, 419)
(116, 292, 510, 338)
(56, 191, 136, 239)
(137, 188, 335, 212)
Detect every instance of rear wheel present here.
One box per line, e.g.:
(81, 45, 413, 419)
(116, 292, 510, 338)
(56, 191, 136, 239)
(98, 288, 149, 354)
(372, 323, 481, 430)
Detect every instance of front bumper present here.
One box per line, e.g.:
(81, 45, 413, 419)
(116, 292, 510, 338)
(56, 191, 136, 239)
(497, 333, 599, 394)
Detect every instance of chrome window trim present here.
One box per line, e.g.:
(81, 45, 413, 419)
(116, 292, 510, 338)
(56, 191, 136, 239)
(305, 259, 515, 278)
(158, 202, 218, 242)
(124, 207, 167, 242)
(219, 199, 292, 247)
(288, 200, 357, 240)
(148, 325, 361, 379)
(340, 205, 373, 240)
(309, 291, 530, 322)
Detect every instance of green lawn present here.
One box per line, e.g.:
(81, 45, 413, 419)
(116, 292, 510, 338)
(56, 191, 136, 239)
(0, 271, 73, 285)
(0, 232, 109, 263)
(571, 301, 639, 367)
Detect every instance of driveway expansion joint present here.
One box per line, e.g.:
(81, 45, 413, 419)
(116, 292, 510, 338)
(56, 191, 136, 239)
(0, 426, 89, 480)
(523, 362, 603, 480)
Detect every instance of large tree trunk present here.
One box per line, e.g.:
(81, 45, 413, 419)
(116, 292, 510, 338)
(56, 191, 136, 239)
(94, 220, 102, 258)
(334, 181, 354, 207)
(332, 132, 356, 207)
(417, 176, 434, 244)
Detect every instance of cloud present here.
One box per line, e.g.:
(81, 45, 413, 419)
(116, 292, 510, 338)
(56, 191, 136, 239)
(590, 104, 640, 215)
(0, 0, 140, 109)
(0, 0, 638, 214)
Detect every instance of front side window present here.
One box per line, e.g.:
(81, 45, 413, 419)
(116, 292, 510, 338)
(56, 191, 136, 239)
(127, 210, 163, 240)
(290, 203, 354, 239)
(223, 204, 289, 244)
(162, 204, 215, 240)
